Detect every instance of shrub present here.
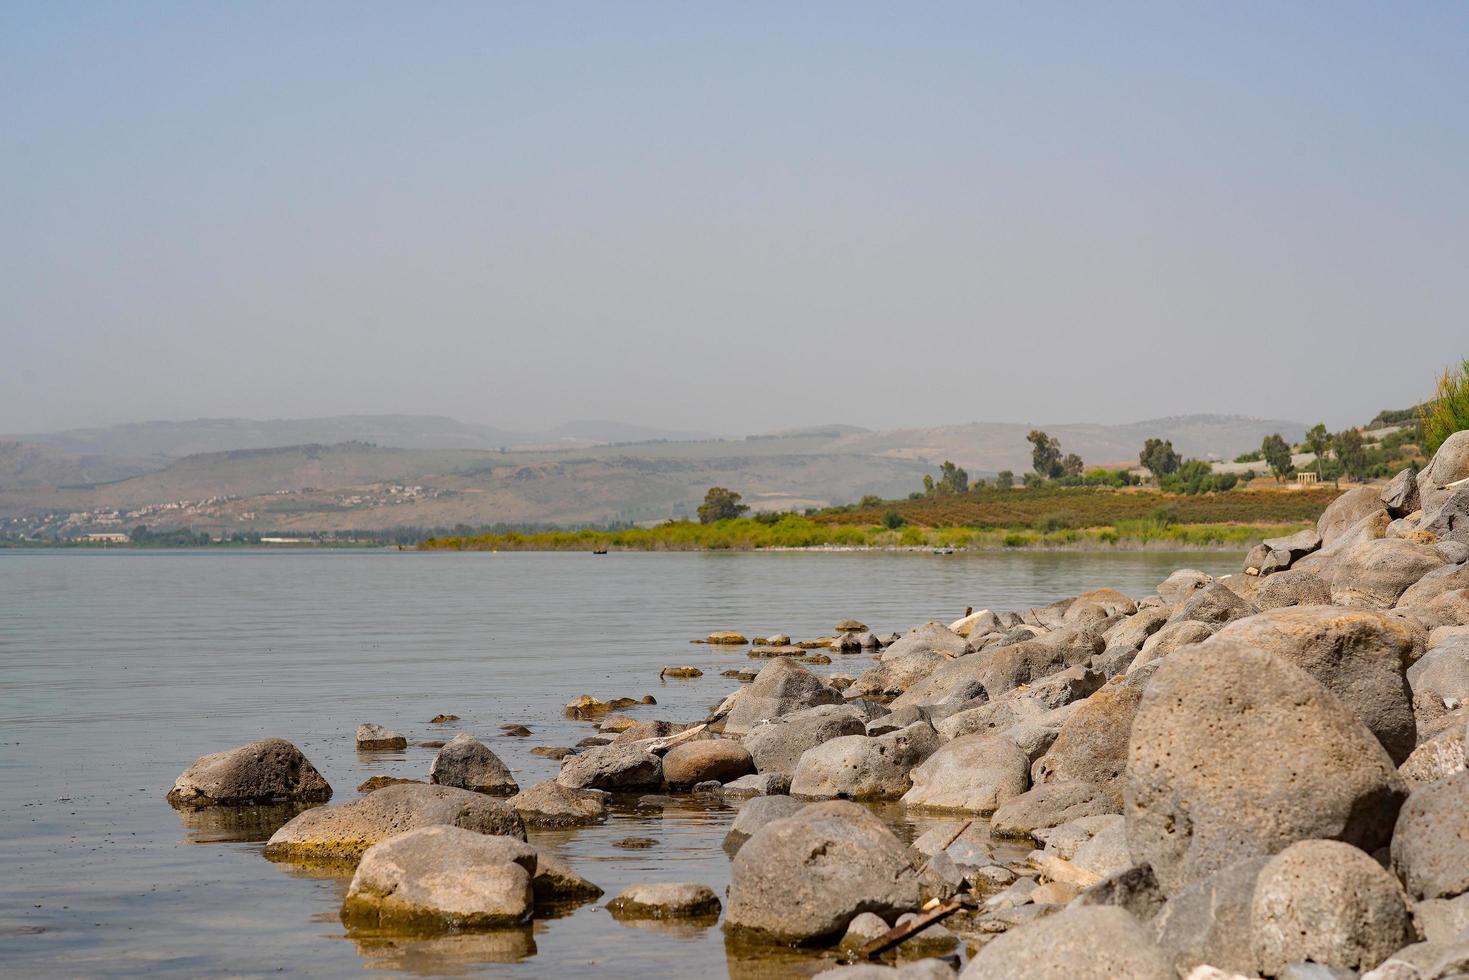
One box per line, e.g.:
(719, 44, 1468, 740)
(1032, 512, 1074, 533)
(1421, 358, 1469, 454)
(881, 510, 905, 529)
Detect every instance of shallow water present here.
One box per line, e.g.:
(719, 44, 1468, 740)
(0, 549, 1237, 977)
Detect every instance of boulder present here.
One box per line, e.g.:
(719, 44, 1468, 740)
(1392, 771, 1469, 900)
(1254, 570, 1332, 610)
(1070, 864, 1166, 922)
(721, 772, 790, 798)
(723, 794, 805, 855)
(881, 622, 968, 662)
(264, 783, 526, 866)
(990, 781, 1119, 840)
(1070, 819, 1132, 879)
(1409, 644, 1469, 706)
(723, 659, 844, 735)
(1032, 678, 1144, 804)
(1251, 839, 1415, 976)
(1418, 431, 1469, 507)
(1262, 528, 1323, 570)
(1384, 467, 1423, 518)
(1131, 620, 1214, 672)
(950, 609, 999, 638)
(1158, 569, 1214, 606)
(506, 781, 607, 827)
(936, 697, 1049, 741)
(1414, 893, 1469, 945)
(900, 734, 1030, 814)
(340, 826, 534, 929)
(606, 882, 721, 919)
(790, 723, 938, 799)
(725, 800, 920, 944)
(1320, 485, 1391, 548)
(167, 738, 331, 808)
(1101, 608, 1170, 659)
(1399, 733, 1466, 789)
(742, 705, 870, 779)
(848, 649, 953, 698)
(662, 740, 754, 789)
(1016, 665, 1104, 709)
(611, 720, 688, 744)
(1152, 857, 1270, 976)
(958, 905, 1174, 979)
(1332, 538, 1447, 609)
(1167, 582, 1258, 627)
(430, 734, 518, 795)
(1073, 587, 1139, 618)
(1421, 487, 1469, 547)
(531, 849, 603, 903)
(356, 723, 407, 750)
(974, 641, 1074, 697)
(1210, 606, 1418, 764)
(556, 745, 663, 791)
(889, 655, 994, 709)
(1125, 641, 1407, 894)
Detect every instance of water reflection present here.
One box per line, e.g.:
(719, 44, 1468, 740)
(174, 802, 315, 844)
(345, 925, 537, 974)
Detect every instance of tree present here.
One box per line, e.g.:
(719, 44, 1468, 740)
(1333, 429, 1368, 480)
(996, 470, 1015, 489)
(936, 460, 969, 494)
(881, 510, 905, 529)
(1061, 453, 1084, 478)
(1261, 433, 1294, 482)
(1420, 358, 1469, 454)
(1139, 438, 1181, 479)
(1303, 423, 1330, 476)
(1027, 430, 1063, 479)
(697, 486, 748, 523)
(922, 474, 936, 495)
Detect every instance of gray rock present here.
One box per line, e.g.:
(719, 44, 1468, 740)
(661, 739, 754, 789)
(1414, 893, 1469, 944)
(531, 848, 603, 903)
(1101, 607, 1170, 658)
(1131, 620, 1214, 671)
(1392, 770, 1469, 901)
(1399, 733, 1466, 789)
(1032, 678, 1144, 804)
(721, 772, 790, 797)
(725, 799, 920, 944)
(1384, 467, 1423, 518)
(724, 658, 844, 735)
(1421, 488, 1469, 547)
(356, 723, 407, 750)
(340, 825, 535, 929)
(606, 882, 721, 919)
(1419, 432, 1469, 505)
(264, 783, 526, 867)
(990, 781, 1119, 841)
(1018, 665, 1104, 709)
(1071, 820, 1131, 878)
(882, 622, 969, 662)
(1332, 538, 1447, 609)
(742, 704, 870, 780)
(1167, 581, 1258, 627)
(1251, 839, 1415, 976)
(430, 733, 518, 795)
(837, 910, 891, 947)
(1125, 641, 1407, 895)
(936, 696, 1048, 741)
(1409, 645, 1469, 706)
(506, 780, 608, 827)
(556, 744, 663, 791)
(849, 649, 953, 698)
(723, 794, 805, 855)
(1158, 569, 1215, 606)
(790, 722, 938, 799)
(1264, 528, 1324, 566)
(1209, 606, 1418, 764)
(167, 738, 331, 808)
(900, 734, 1030, 814)
(1152, 856, 1269, 975)
(1254, 570, 1333, 610)
(1070, 864, 1165, 921)
(958, 905, 1174, 979)
(1321, 485, 1392, 548)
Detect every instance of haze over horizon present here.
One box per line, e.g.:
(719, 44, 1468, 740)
(5, 3, 1466, 436)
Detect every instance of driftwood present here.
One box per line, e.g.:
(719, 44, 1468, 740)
(909, 818, 973, 874)
(855, 896, 964, 959)
(628, 723, 708, 756)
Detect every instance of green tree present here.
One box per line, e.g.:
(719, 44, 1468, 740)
(936, 460, 969, 494)
(1303, 423, 1331, 478)
(996, 470, 1015, 489)
(1261, 433, 1294, 482)
(1333, 428, 1368, 480)
(922, 474, 936, 495)
(881, 510, 905, 529)
(1139, 438, 1181, 479)
(1061, 453, 1084, 478)
(697, 486, 748, 524)
(1027, 430, 1063, 479)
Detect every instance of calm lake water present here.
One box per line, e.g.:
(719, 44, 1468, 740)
(0, 549, 1238, 978)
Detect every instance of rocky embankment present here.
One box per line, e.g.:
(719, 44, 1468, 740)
(166, 432, 1469, 978)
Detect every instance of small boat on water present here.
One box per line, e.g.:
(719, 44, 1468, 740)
(932, 547, 955, 555)
(592, 548, 609, 555)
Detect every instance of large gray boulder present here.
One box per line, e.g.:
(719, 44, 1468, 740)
(264, 783, 526, 866)
(430, 734, 518, 795)
(1253, 570, 1332, 610)
(1383, 467, 1423, 518)
(974, 641, 1073, 697)
(555, 745, 663, 791)
(1392, 771, 1469, 901)
(742, 705, 870, 779)
(1320, 485, 1392, 548)
(881, 622, 968, 662)
(725, 800, 920, 944)
(1031, 678, 1144, 804)
(1401, 564, 1469, 609)
(958, 905, 1174, 979)
(1129, 620, 1214, 672)
(506, 780, 607, 827)
(1152, 856, 1269, 975)
(1209, 606, 1418, 764)
(1158, 569, 1214, 606)
(167, 738, 331, 808)
(1331, 538, 1446, 608)
(1125, 641, 1407, 895)
(847, 649, 952, 698)
(724, 659, 844, 735)
(899, 734, 1029, 814)
(723, 794, 805, 855)
(1418, 431, 1469, 508)
(935, 696, 1048, 741)
(790, 723, 937, 799)
(1166, 581, 1258, 627)
(661, 739, 754, 789)
(1422, 487, 1469, 547)
(1251, 839, 1415, 976)
(340, 825, 535, 929)
(990, 781, 1118, 840)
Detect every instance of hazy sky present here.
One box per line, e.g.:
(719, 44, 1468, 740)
(3, 3, 1466, 436)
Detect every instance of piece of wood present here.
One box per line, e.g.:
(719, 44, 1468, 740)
(909, 818, 974, 874)
(855, 897, 963, 959)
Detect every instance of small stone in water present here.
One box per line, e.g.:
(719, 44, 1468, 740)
(429, 714, 459, 724)
(501, 725, 532, 737)
(531, 746, 574, 760)
(614, 837, 658, 849)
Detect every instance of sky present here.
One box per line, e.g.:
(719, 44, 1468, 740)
(3, 2, 1467, 436)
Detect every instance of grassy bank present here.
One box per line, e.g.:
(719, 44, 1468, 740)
(419, 515, 1311, 553)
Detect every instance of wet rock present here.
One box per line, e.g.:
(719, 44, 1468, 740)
(563, 695, 612, 719)
(429, 714, 460, 723)
(1254, 570, 1333, 610)
(990, 781, 1118, 841)
(1332, 538, 1446, 609)
(532, 849, 603, 903)
(1032, 678, 1144, 804)
(264, 783, 525, 867)
(723, 659, 844, 736)
(556, 745, 663, 791)
(1209, 606, 1418, 764)
(790, 722, 938, 799)
(430, 733, 518, 795)
(660, 666, 703, 678)
(530, 746, 574, 760)
(614, 836, 657, 849)
(1252, 839, 1414, 976)
(958, 905, 1174, 979)
(1152, 857, 1269, 976)
(1392, 770, 1469, 901)
(723, 794, 805, 855)
(167, 738, 332, 808)
(340, 826, 534, 929)
(707, 632, 749, 645)
(726, 800, 920, 944)
(662, 740, 754, 789)
(506, 780, 608, 827)
(357, 776, 424, 793)
(836, 619, 868, 633)
(742, 704, 870, 779)
(499, 725, 531, 737)
(1125, 641, 1407, 895)
(900, 734, 1030, 814)
(356, 723, 407, 750)
(607, 882, 720, 920)
(721, 772, 790, 798)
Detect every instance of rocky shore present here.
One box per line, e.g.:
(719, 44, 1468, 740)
(165, 431, 1469, 979)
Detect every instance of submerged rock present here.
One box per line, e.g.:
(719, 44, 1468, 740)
(506, 781, 607, 827)
(167, 738, 331, 808)
(606, 882, 721, 920)
(356, 723, 407, 751)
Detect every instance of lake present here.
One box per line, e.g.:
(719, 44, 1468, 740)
(0, 549, 1239, 977)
